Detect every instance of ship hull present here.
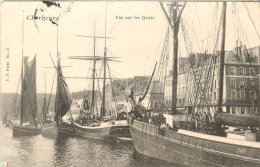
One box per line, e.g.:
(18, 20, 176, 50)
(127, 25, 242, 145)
(73, 121, 130, 141)
(13, 125, 41, 137)
(41, 123, 75, 138)
(129, 119, 260, 167)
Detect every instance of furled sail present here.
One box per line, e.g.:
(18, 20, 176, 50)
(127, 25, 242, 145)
(21, 56, 37, 126)
(54, 60, 72, 124)
(216, 112, 260, 127)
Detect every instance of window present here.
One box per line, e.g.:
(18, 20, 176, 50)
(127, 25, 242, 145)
(154, 102, 158, 108)
(241, 90, 245, 99)
(229, 67, 235, 75)
(239, 78, 245, 88)
(249, 78, 255, 87)
(214, 92, 216, 100)
(249, 68, 255, 75)
(239, 67, 244, 75)
(255, 107, 259, 115)
(230, 78, 236, 88)
(232, 107, 236, 114)
(237, 90, 241, 99)
(248, 107, 252, 115)
(244, 68, 247, 75)
(231, 91, 236, 99)
(253, 107, 258, 115)
(241, 107, 245, 114)
(250, 91, 255, 99)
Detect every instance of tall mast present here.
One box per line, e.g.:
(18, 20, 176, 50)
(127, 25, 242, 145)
(171, 2, 179, 115)
(160, 2, 184, 115)
(91, 24, 96, 114)
(20, 11, 25, 125)
(217, 2, 227, 113)
(171, 2, 186, 114)
(56, 25, 62, 124)
(101, 3, 108, 118)
(43, 73, 46, 122)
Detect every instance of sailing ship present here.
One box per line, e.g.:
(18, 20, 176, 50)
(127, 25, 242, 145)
(71, 22, 130, 141)
(41, 55, 75, 137)
(13, 14, 41, 137)
(13, 56, 41, 137)
(128, 2, 260, 167)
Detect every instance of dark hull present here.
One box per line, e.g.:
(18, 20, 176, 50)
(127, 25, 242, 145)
(41, 123, 75, 138)
(13, 125, 41, 137)
(129, 119, 260, 167)
(73, 122, 130, 141)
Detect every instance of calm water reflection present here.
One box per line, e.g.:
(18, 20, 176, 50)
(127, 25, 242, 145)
(1, 125, 180, 167)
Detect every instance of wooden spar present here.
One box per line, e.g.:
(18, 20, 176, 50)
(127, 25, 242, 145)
(102, 3, 108, 118)
(75, 35, 113, 39)
(217, 2, 227, 113)
(56, 26, 62, 125)
(69, 56, 121, 58)
(35, 56, 38, 126)
(161, 2, 185, 115)
(43, 66, 72, 68)
(63, 77, 119, 79)
(55, 58, 61, 125)
(43, 73, 47, 123)
(91, 24, 96, 115)
(68, 56, 121, 62)
(139, 62, 157, 103)
(20, 11, 25, 125)
(172, 2, 178, 115)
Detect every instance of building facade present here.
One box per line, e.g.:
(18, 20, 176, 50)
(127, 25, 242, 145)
(106, 76, 164, 112)
(164, 45, 260, 116)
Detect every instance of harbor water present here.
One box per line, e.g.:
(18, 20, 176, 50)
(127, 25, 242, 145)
(0, 125, 181, 167)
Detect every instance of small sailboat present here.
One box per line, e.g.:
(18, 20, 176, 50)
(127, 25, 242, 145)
(13, 12, 41, 137)
(41, 55, 74, 137)
(13, 56, 41, 137)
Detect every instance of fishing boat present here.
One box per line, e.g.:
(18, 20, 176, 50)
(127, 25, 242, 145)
(41, 54, 75, 137)
(128, 2, 260, 167)
(13, 56, 41, 137)
(71, 37, 130, 141)
(13, 15, 41, 136)
(71, 18, 130, 141)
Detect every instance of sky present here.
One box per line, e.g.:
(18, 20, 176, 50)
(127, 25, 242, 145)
(0, 1, 259, 93)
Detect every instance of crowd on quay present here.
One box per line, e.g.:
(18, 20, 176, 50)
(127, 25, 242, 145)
(129, 106, 218, 135)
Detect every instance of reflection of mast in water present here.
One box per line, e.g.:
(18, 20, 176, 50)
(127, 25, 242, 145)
(53, 135, 72, 166)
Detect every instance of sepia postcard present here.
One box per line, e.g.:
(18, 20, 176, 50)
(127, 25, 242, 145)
(0, 0, 260, 167)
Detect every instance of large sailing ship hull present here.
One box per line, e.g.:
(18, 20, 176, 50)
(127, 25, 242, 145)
(41, 123, 75, 138)
(129, 119, 260, 167)
(13, 125, 41, 137)
(73, 121, 130, 141)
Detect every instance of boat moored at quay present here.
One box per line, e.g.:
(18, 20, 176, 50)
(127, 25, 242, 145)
(128, 1, 260, 167)
(129, 118, 260, 167)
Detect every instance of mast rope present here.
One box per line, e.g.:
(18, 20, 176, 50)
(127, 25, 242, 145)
(243, 2, 260, 40)
(42, 70, 56, 126)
